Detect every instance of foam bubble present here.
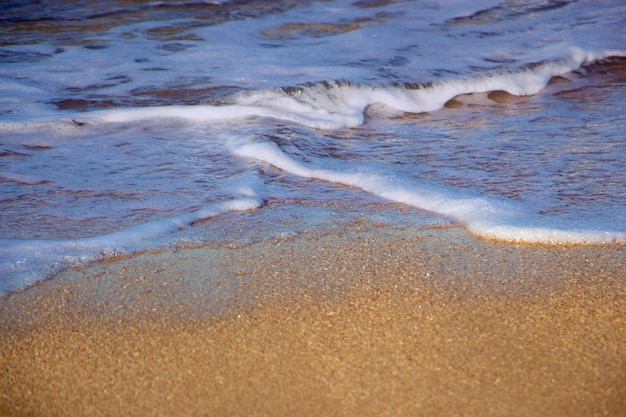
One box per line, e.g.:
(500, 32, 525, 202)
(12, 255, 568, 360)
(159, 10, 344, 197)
(2, 0, 625, 296)
(232, 139, 626, 245)
(0, 197, 263, 295)
(78, 49, 626, 130)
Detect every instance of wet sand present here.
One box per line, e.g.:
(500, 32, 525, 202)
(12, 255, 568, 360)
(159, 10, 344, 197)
(1, 225, 625, 417)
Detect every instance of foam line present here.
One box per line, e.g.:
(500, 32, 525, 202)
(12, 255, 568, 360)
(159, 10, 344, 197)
(79, 49, 626, 131)
(232, 140, 626, 244)
(0, 197, 263, 295)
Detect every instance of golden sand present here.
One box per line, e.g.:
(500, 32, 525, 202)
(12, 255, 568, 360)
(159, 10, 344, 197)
(1, 226, 625, 416)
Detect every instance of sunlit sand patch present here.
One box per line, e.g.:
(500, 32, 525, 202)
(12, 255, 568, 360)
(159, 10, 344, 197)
(1, 226, 624, 416)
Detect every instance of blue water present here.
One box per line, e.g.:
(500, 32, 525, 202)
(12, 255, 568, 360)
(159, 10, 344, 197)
(1, 0, 625, 293)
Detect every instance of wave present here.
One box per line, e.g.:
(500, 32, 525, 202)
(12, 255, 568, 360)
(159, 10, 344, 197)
(84, 48, 626, 129)
(2, 47, 624, 295)
(73, 46, 626, 245)
(231, 139, 626, 245)
(77, 48, 626, 244)
(0, 197, 262, 295)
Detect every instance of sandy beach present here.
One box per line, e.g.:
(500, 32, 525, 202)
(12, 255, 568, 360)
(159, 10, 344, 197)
(1, 224, 625, 417)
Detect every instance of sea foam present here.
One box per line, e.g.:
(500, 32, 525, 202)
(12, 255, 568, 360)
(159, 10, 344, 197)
(0, 197, 262, 294)
(231, 139, 626, 245)
(82, 48, 624, 131)
(1, 0, 625, 297)
(72, 48, 626, 246)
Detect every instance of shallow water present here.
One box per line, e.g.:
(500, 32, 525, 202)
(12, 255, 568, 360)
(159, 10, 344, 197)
(1, 0, 625, 293)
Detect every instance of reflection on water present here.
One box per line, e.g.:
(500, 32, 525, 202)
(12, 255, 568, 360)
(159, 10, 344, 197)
(0, 1, 308, 46)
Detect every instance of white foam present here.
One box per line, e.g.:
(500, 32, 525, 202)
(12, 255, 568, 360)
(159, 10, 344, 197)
(81, 48, 626, 130)
(0, 197, 262, 295)
(85, 101, 363, 130)
(2, 0, 625, 297)
(232, 139, 626, 245)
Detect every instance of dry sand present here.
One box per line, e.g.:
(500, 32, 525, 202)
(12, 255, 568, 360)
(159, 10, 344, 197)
(1, 225, 625, 417)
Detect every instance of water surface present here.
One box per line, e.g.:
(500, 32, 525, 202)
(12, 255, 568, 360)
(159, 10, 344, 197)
(1, 0, 625, 293)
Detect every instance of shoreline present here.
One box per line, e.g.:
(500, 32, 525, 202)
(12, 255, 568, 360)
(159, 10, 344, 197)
(1, 224, 625, 416)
